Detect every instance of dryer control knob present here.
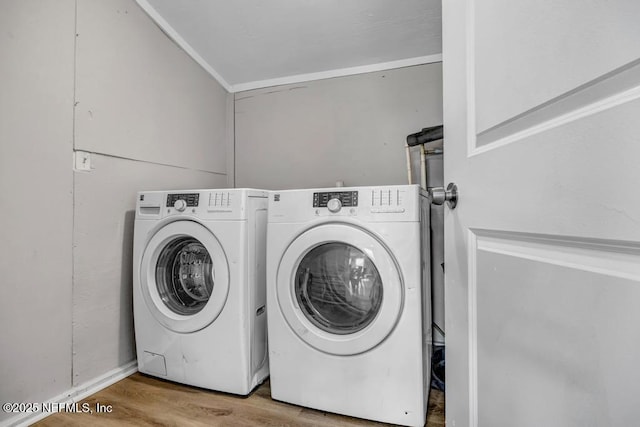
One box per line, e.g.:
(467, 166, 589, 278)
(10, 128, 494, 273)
(174, 199, 187, 212)
(327, 198, 342, 213)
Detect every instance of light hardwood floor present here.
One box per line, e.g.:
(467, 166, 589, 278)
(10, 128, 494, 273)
(35, 373, 445, 426)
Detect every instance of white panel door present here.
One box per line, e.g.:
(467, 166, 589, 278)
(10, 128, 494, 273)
(443, 1, 640, 426)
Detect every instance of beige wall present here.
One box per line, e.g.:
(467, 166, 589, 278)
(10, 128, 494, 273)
(74, 0, 228, 173)
(0, 1, 229, 423)
(71, 0, 229, 387)
(234, 63, 443, 189)
(0, 0, 75, 416)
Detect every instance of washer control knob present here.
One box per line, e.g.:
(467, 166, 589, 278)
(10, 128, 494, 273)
(327, 198, 342, 213)
(174, 199, 187, 212)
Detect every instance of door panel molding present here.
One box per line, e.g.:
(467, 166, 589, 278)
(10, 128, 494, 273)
(474, 0, 640, 134)
(464, 0, 477, 158)
(475, 230, 640, 281)
(477, 59, 640, 146)
(474, 61, 640, 156)
(467, 230, 479, 427)
(469, 228, 640, 427)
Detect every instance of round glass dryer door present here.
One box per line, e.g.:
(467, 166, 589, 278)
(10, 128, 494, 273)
(276, 223, 403, 356)
(140, 220, 229, 333)
(295, 243, 383, 335)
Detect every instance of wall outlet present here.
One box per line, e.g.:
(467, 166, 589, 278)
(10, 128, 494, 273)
(73, 150, 92, 172)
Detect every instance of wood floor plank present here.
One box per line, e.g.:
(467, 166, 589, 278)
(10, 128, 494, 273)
(34, 373, 445, 427)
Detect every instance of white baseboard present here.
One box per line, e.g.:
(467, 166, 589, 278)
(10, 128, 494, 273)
(2, 361, 138, 427)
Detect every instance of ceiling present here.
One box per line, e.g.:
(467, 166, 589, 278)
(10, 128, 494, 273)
(136, 0, 442, 93)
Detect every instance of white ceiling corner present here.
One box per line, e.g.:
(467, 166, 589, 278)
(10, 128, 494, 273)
(136, 0, 442, 93)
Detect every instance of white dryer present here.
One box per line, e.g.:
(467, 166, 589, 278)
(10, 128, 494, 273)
(133, 188, 269, 395)
(266, 185, 432, 426)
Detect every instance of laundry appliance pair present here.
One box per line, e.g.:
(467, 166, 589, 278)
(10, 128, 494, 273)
(133, 185, 432, 426)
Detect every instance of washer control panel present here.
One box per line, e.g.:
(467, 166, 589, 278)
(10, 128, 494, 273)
(313, 191, 358, 208)
(166, 193, 199, 207)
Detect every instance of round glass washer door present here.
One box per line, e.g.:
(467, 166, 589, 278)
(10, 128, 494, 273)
(155, 237, 213, 316)
(140, 220, 229, 333)
(276, 223, 403, 356)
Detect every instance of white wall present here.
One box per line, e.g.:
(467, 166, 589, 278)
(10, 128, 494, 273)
(234, 63, 442, 189)
(0, 0, 229, 423)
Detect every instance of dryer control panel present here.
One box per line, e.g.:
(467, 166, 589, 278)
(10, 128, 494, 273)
(312, 191, 358, 208)
(166, 193, 200, 207)
(269, 185, 423, 223)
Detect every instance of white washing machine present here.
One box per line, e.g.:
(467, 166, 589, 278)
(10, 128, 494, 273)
(266, 185, 432, 426)
(133, 188, 269, 395)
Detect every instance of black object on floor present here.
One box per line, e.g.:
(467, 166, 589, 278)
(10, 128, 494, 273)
(431, 345, 445, 391)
